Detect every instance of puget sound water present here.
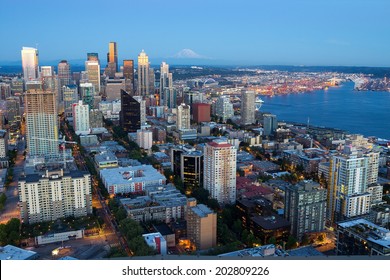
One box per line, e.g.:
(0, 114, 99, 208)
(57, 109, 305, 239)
(261, 82, 390, 140)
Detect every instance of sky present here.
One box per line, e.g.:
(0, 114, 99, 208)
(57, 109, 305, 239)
(1, 0, 389, 66)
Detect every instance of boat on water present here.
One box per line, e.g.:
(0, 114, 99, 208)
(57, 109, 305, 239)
(255, 96, 264, 111)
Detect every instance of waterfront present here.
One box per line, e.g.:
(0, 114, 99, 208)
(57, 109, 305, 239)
(261, 82, 390, 139)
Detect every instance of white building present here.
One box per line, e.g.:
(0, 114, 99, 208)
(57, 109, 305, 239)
(99, 165, 166, 195)
(137, 50, 150, 96)
(204, 139, 237, 205)
(0, 130, 8, 159)
(177, 103, 191, 130)
(142, 233, 167, 255)
(137, 129, 153, 150)
(72, 101, 90, 135)
(21, 47, 39, 81)
(19, 170, 92, 224)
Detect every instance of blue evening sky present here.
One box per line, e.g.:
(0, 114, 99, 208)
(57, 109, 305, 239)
(0, 0, 389, 66)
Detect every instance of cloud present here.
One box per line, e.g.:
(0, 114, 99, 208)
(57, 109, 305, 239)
(172, 49, 209, 59)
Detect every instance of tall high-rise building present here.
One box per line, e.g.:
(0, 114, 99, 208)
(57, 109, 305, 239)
(24, 90, 59, 159)
(136, 128, 153, 150)
(40, 66, 57, 92)
(85, 59, 100, 93)
(137, 50, 149, 96)
(263, 114, 278, 136)
(19, 169, 92, 224)
(123, 60, 134, 91)
(21, 47, 39, 81)
(62, 85, 78, 118)
(107, 42, 118, 72)
(120, 89, 141, 132)
(160, 62, 172, 94)
(163, 87, 177, 109)
(57, 60, 71, 89)
(0, 83, 11, 100)
(241, 90, 256, 125)
(204, 139, 237, 205)
(6, 96, 21, 125)
(0, 130, 8, 159)
(284, 180, 327, 241)
(177, 103, 191, 130)
(79, 83, 95, 109)
(72, 101, 90, 135)
(327, 147, 377, 223)
(215, 96, 233, 122)
(133, 95, 146, 126)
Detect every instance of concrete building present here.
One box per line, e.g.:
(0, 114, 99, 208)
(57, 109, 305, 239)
(177, 103, 191, 130)
(21, 47, 39, 81)
(120, 186, 186, 223)
(204, 139, 237, 205)
(192, 103, 211, 123)
(62, 85, 78, 118)
(120, 90, 142, 132)
(186, 199, 217, 250)
(24, 90, 59, 159)
(57, 60, 71, 89)
(142, 232, 167, 255)
(0, 83, 11, 100)
(105, 78, 125, 101)
(336, 219, 390, 256)
(100, 165, 166, 195)
(284, 180, 327, 241)
(19, 170, 92, 224)
(106, 42, 118, 78)
(72, 101, 90, 135)
(263, 114, 278, 136)
(6, 96, 21, 125)
(136, 128, 153, 150)
(89, 109, 104, 129)
(0, 130, 8, 160)
(241, 90, 256, 125)
(327, 147, 379, 223)
(79, 82, 95, 109)
(94, 151, 119, 170)
(85, 60, 100, 93)
(215, 96, 233, 122)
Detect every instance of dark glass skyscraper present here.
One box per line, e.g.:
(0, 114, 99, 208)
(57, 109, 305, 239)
(120, 89, 141, 132)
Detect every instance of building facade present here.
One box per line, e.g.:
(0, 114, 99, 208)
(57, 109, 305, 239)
(19, 170, 92, 224)
(204, 139, 237, 205)
(241, 90, 256, 125)
(72, 101, 90, 135)
(284, 180, 327, 241)
(21, 47, 39, 81)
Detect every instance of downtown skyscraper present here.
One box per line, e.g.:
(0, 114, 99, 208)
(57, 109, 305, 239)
(85, 54, 101, 93)
(241, 89, 256, 125)
(137, 50, 150, 96)
(106, 42, 118, 78)
(21, 47, 39, 81)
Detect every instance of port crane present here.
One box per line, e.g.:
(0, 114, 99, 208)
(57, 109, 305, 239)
(31, 136, 77, 169)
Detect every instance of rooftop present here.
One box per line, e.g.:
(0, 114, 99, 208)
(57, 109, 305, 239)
(100, 165, 166, 186)
(338, 219, 390, 249)
(189, 204, 214, 218)
(219, 244, 288, 257)
(0, 245, 38, 260)
(251, 215, 290, 230)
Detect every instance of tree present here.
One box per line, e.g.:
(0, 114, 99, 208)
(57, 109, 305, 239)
(151, 145, 159, 153)
(268, 236, 277, 245)
(192, 188, 209, 205)
(232, 220, 243, 237)
(285, 236, 298, 249)
(114, 207, 128, 222)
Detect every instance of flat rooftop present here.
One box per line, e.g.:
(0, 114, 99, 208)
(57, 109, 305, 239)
(190, 204, 214, 218)
(100, 165, 166, 185)
(0, 245, 38, 260)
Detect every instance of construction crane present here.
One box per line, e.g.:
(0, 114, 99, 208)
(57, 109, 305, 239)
(31, 136, 77, 169)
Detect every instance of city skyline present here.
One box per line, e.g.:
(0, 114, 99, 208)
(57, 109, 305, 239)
(0, 0, 389, 67)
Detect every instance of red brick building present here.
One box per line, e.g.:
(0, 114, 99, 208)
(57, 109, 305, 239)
(192, 103, 211, 123)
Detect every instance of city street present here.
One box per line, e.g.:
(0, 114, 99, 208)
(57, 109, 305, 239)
(0, 138, 24, 224)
